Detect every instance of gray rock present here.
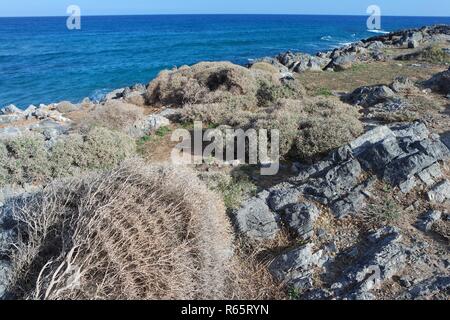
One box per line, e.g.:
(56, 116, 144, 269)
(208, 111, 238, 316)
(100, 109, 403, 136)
(269, 243, 324, 290)
(427, 180, 450, 204)
(424, 67, 450, 95)
(349, 126, 395, 155)
(0, 114, 25, 125)
(302, 159, 363, 204)
(408, 40, 419, 48)
(0, 260, 11, 299)
(0, 105, 22, 115)
(331, 227, 408, 299)
(101, 88, 125, 102)
(399, 276, 450, 300)
(55, 101, 78, 113)
(233, 191, 279, 240)
(283, 203, 320, 240)
(332, 54, 357, 71)
(366, 41, 385, 50)
(390, 76, 416, 93)
(277, 51, 331, 72)
(417, 163, 443, 187)
(416, 210, 442, 232)
(267, 185, 302, 211)
(347, 85, 397, 107)
(331, 178, 376, 218)
(131, 115, 170, 137)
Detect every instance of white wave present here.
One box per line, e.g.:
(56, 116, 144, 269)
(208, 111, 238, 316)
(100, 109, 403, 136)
(367, 29, 390, 34)
(89, 88, 111, 102)
(321, 35, 333, 41)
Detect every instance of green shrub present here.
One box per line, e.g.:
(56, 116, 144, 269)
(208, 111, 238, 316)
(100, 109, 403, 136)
(2, 135, 50, 185)
(0, 127, 136, 187)
(199, 172, 257, 210)
(75, 127, 136, 170)
(315, 87, 333, 97)
(420, 46, 450, 64)
(256, 79, 304, 107)
(0, 143, 9, 185)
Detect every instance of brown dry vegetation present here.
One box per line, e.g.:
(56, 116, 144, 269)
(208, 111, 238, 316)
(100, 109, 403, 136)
(73, 100, 145, 134)
(6, 160, 233, 299)
(5, 159, 286, 300)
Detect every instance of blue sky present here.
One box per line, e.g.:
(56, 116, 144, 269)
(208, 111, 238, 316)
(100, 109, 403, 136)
(1, 0, 449, 17)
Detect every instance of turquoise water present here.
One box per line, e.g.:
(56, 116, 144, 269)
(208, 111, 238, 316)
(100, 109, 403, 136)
(0, 14, 449, 108)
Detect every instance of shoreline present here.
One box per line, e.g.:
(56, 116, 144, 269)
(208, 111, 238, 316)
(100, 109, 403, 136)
(2, 22, 450, 109)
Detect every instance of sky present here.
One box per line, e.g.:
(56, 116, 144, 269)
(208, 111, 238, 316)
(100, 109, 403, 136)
(0, 0, 449, 17)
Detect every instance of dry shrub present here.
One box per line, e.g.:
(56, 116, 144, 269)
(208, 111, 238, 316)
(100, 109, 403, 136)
(295, 97, 363, 162)
(146, 62, 258, 107)
(146, 61, 304, 112)
(255, 99, 305, 157)
(6, 159, 234, 300)
(76, 100, 144, 133)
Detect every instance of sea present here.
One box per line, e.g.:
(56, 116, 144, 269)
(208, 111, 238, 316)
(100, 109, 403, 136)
(0, 14, 449, 108)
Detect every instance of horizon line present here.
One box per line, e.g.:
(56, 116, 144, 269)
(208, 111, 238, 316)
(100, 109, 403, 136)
(1, 13, 450, 18)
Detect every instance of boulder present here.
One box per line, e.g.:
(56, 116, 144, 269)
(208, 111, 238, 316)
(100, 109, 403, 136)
(427, 180, 450, 204)
(347, 85, 397, 107)
(330, 227, 408, 299)
(101, 88, 125, 102)
(390, 76, 416, 93)
(233, 191, 279, 240)
(0, 105, 22, 115)
(277, 51, 331, 72)
(283, 203, 320, 240)
(131, 115, 170, 137)
(332, 54, 357, 71)
(399, 276, 450, 300)
(269, 243, 324, 290)
(55, 101, 78, 113)
(267, 184, 303, 211)
(416, 210, 442, 232)
(424, 67, 450, 95)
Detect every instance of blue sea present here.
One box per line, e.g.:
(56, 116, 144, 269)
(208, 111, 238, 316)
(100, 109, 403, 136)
(0, 14, 449, 108)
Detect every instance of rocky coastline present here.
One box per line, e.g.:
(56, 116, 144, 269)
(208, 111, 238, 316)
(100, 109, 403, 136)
(1, 24, 450, 300)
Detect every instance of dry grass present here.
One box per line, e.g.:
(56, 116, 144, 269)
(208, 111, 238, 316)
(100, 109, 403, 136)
(6, 159, 235, 300)
(298, 60, 444, 94)
(75, 100, 145, 134)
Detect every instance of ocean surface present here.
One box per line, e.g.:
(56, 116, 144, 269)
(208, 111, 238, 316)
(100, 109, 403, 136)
(0, 14, 449, 108)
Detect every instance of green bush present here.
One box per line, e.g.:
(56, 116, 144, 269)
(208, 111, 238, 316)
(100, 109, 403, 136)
(199, 172, 257, 210)
(0, 127, 136, 187)
(421, 46, 450, 64)
(74, 127, 136, 170)
(1, 135, 50, 185)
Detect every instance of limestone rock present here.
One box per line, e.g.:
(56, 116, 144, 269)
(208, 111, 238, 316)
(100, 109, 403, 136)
(233, 191, 279, 240)
(427, 180, 450, 204)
